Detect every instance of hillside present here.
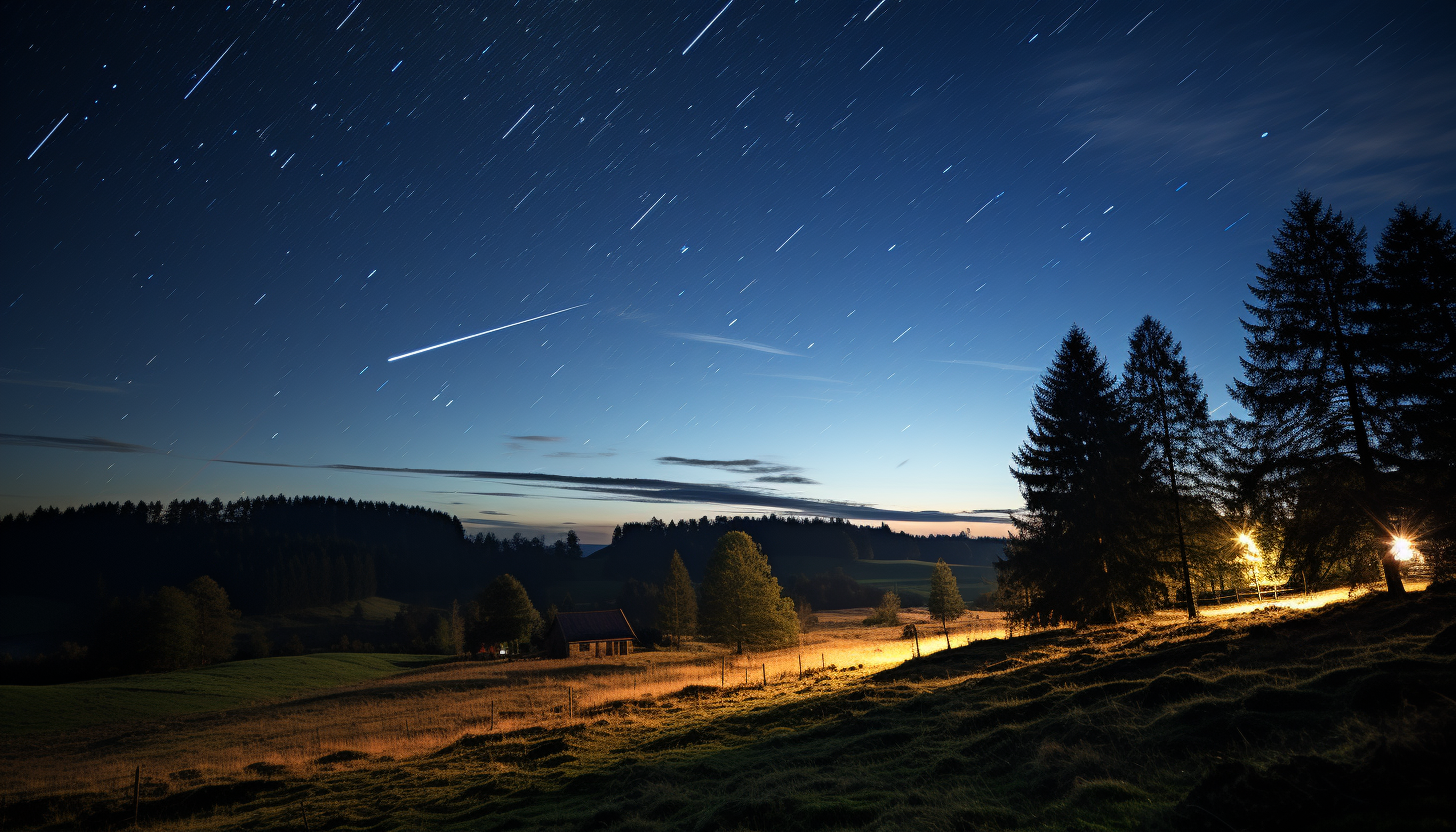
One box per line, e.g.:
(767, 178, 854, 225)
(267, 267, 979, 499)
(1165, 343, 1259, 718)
(5, 585, 1452, 830)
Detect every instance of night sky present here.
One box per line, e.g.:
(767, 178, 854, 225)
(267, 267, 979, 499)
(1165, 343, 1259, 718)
(5, 1, 1455, 543)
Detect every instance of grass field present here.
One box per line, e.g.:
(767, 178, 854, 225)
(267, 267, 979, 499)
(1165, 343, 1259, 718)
(0, 653, 441, 734)
(3, 588, 1454, 830)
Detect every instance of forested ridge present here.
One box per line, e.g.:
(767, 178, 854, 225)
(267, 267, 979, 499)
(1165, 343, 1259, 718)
(601, 514, 1004, 580)
(1, 497, 999, 617)
(1, 496, 466, 613)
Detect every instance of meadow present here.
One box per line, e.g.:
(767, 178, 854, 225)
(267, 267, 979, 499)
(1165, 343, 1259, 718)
(3, 586, 1453, 830)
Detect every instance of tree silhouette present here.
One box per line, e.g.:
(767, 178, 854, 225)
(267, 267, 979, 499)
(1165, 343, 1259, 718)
(1122, 316, 1211, 618)
(1232, 191, 1401, 593)
(927, 559, 965, 647)
(186, 575, 240, 664)
(700, 531, 798, 652)
(470, 574, 541, 654)
(657, 550, 697, 646)
(1002, 325, 1159, 626)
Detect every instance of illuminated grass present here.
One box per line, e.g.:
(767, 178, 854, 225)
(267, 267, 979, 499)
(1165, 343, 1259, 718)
(4, 591, 1455, 830)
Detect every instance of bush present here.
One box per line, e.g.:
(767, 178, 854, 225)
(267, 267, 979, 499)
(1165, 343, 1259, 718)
(864, 591, 902, 626)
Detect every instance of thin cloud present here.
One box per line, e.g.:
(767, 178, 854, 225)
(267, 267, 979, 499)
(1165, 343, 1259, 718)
(936, 359, 1040, 372)
(508, 435, 564, 442)
(755, 474, 819, 484)
(747, 373, 848, 383)
(0, 433, 159, 454)
(4, 433, 1010, 524)
(667, 333, 804, 356)
(657, 456, 799, 475)
(0, 377, 124, 393)
(545, 451, 617, 459)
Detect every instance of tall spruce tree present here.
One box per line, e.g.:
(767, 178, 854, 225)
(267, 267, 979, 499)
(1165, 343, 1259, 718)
(657, 550, 697, 646)
(1369, 204, 1456, 466)
(700, 531, 798, 652)
(1122, 317, 1210, 619)
(1232, 191, 1402, 593)
(927, 559, 966, 648)
(1001, 325, 1158, 626)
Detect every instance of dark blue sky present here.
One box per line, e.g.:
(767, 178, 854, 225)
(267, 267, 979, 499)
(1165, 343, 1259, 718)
(5, 0, 1454, 542)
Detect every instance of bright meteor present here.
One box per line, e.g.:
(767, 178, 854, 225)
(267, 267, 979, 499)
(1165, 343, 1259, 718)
(387, 303, 587, 362)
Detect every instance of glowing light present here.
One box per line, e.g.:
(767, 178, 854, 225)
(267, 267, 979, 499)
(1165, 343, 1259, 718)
(1391, 537, 1416, 562)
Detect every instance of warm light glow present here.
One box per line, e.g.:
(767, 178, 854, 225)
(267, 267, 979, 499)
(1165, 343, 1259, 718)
(1236, 532, 1260, 559)
(1391, 537, 1416, 562)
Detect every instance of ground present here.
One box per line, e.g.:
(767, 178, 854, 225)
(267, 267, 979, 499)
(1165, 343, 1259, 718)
(2, 586, 1454, 830)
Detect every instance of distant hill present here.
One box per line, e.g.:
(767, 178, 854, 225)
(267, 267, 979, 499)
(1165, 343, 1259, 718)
(0, 499, 1006, 627)
(595, 514, 1005, 582)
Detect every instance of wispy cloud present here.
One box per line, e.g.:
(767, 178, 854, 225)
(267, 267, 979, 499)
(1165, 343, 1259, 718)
(545, 451, 617, 459)
(1044, 38, 1456, 205)
(754, 474, 818, 484)
(657, 456, 799, 475)
(0, 377, 124, 393)
(2, 433, 1009, 523)
(0, 433, 159, 453)
(747, 373, 848, 383)
(667, 333, 804, 356)
(936, 359, 1040, 372)
(508, 435, 564, 442)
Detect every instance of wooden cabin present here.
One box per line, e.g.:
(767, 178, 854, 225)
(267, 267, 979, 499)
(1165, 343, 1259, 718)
(546, 610, 637, 658)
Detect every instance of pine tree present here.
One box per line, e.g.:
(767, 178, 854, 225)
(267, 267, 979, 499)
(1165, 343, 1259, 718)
(1232, 191, 1401, 593)
(1001, 325, 1159, 626)
(927, 559, 965, 647)
(470, 574, 541, 654)
(700, 531, 798, 652)
(657, 550, 697, 646)
(1122, 317, 1211, 619)
(1369, 203, 1456, 465)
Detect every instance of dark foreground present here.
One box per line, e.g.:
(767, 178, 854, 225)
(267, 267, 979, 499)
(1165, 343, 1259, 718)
(8, 586, 1456, 831)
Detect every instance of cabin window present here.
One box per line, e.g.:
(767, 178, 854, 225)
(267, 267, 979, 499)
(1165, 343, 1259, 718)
(578, 642, 589, 652)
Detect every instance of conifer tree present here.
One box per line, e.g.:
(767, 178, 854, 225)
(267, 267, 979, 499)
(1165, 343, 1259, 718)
(1001, 325, 1158, 626)
(1232, 191, 1402, 593)
(1369, 203, 1456, 466)
(927, 559, 966, 647)
(1122, 317, 1210, 619)
(700, 531, 798, 652)
(657, 550, 697, 646)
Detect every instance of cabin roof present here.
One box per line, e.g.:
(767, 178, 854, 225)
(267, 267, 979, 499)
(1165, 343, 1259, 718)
(551, 609, 637, 642)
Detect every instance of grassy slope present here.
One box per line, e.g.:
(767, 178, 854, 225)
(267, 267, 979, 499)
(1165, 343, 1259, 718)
(0, 653, 439, 734)
(25, 585, 1456, 831)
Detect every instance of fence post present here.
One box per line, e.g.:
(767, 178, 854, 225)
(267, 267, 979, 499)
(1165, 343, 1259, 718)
(798, 654, 803, 679)
(762, 663, 767, 688)
(132, 765, 140, 829)
(720, 658, 725, 688)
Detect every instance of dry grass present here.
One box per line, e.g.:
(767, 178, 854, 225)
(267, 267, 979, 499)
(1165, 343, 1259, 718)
(6, 592, 1455, 831)
(0, 609, 1002, 815)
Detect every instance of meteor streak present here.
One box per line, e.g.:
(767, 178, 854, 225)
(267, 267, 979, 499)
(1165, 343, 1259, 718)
(682, 0, 733, 55)
(336, 2, 359, 29)
(1062, 133, 1095, 163)
(502, 105, 533, 139)
(185, 39, 236, 100)
(28, 114, 67, 160)
(388, 304, 587, 362)
(631, 193, 666, 229)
